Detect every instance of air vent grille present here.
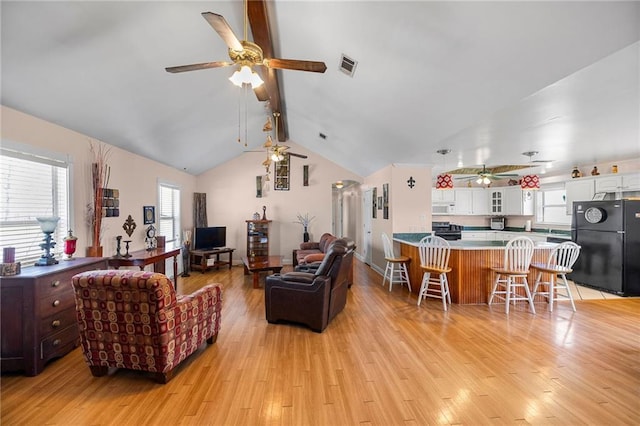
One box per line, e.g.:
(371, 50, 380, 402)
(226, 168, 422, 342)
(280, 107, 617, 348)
(339, 54, 357, 77)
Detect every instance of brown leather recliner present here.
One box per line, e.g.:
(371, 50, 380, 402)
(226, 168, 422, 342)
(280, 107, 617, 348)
(265, 238, 355, 332)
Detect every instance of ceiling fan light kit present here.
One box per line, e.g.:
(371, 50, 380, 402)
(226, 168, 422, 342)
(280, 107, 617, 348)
(229, 65, 264, 88)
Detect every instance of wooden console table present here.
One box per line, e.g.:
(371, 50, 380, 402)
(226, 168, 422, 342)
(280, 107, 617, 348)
(107, 246, 180, 285)
(190, 248, 235, 273)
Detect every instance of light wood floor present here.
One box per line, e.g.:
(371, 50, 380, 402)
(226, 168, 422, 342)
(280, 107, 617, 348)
(2, 259, 639, 425)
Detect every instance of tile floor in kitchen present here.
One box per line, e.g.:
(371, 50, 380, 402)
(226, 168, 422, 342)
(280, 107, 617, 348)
(570, 281, 623, 300)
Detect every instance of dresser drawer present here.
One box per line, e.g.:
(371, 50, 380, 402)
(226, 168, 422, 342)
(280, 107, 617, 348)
(40, 325, 79, 361)
(37, 289, 75, 318)
(35, 271, 75, 298)
(35, 262, 103, 299)
(39, 307, 78, 337)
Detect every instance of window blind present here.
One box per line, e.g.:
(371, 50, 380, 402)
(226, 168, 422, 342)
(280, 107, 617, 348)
(0, 147, 69, 266)
(158, 183, 180, 243)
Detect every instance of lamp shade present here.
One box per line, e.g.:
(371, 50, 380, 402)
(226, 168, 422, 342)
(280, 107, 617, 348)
(520, 174, 540, 189)
(436, 173, 453, 189)
(36, 216, 59, 233)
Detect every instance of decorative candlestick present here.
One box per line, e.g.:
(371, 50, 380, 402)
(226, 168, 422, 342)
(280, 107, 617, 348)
(115, 236, 123, 257)
(123, 240, 132, 258)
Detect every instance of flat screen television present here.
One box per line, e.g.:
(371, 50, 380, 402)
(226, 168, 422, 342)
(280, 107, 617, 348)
(194, 226, 226, 250)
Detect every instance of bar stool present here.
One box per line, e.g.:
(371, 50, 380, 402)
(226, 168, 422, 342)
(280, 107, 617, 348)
(417, 235, 451, 310)
(488, 236, 536, 314)
(531, 242, 581, 312)
(381, 233, 411, 292)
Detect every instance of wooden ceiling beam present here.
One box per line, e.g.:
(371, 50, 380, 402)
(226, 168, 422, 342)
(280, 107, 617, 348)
(247, 0, 288, 142)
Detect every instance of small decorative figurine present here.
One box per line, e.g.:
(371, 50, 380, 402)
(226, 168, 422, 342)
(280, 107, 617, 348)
(591, 166, 600, 176)
(262, 205, 267, 220)
(571, 167, 582, 179)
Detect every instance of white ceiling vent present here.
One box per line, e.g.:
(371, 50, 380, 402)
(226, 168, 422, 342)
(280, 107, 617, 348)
(339, 54, 357, 77)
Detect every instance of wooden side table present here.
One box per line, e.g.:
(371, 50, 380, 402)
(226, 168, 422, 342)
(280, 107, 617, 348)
(190, 248, 235, 273)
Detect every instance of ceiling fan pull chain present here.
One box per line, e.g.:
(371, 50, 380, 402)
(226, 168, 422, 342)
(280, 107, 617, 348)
(237, 88, 241, 144)
(244, 84, 248, 147)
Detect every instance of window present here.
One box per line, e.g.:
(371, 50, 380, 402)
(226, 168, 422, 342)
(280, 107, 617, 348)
(158, 182, 180, 244)
(0, 146, 70, 265)
(535, 184, 570, 225)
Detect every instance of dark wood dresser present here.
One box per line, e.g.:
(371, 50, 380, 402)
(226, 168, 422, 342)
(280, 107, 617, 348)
(0, 257, 106, 376)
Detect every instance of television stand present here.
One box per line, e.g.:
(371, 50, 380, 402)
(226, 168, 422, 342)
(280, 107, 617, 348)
(190, 247, 235, 273)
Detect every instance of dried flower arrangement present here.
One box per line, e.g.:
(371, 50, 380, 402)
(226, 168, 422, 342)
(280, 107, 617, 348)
(294, 213, 315, 229)
(87, 141, 111, 256)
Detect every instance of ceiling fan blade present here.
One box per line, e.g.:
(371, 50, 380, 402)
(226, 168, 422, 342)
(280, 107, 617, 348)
(288, 152, 308, 159)
(201, 12, 243, 51)
(488, 165, 532, 174)
(254, 84, 269, 102)
(447, 167, 484, 175)
(165, 61, 232, 73)
(264, 58, 327, 73)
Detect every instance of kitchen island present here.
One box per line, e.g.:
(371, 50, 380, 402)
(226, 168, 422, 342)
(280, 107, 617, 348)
(395, 237, 556, 305)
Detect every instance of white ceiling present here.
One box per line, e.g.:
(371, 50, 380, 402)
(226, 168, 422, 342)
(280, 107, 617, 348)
(2, 1, 639, 178)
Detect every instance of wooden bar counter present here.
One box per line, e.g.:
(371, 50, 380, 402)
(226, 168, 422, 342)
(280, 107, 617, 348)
(397, 238, 555, 305)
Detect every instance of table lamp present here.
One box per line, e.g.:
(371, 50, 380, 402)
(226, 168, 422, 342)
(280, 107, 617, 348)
(35, 216, 59, 266)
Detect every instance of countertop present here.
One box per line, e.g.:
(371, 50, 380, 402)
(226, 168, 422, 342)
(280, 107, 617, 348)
(394, 237, 558, 250)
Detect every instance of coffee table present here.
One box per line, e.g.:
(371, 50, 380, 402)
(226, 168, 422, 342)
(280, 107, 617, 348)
(242, 255, 283, 288)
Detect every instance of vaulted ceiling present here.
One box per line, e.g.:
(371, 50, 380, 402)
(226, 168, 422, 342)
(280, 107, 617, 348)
(2, 1, 639, 178)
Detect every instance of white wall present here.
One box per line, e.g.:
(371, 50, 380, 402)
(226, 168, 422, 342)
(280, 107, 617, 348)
(195, 142, 361, 264)
(1, 106, 196, 258)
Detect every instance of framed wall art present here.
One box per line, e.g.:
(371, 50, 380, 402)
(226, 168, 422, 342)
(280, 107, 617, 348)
(383, 183, 389, 219)
(143, 206, 155, 224)
(274, 154, 290, 191)
(372, 187, 377, 218)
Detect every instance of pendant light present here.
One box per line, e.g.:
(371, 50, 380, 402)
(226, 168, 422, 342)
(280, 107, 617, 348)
(435, 149, 454, 189)
(521, 151, 541, 190)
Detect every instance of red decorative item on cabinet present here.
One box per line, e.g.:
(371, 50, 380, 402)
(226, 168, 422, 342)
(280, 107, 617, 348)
(63, 230, 77, 260)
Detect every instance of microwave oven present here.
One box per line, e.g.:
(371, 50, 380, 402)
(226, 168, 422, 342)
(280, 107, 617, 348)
(490, 217, 505, 230)
(432, 204, 455, 215)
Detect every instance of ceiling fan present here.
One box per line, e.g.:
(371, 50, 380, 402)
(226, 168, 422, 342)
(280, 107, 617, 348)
(449, 164, 532, 184)
(248, 112, 307, 177)
(165, 0, 327, 103)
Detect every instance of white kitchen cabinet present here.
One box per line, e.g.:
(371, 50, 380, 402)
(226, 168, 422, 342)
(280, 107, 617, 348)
(504, 187, 534, 216)
(565, 178, 595, 215)
(621, 173, 640, 191)
(461, 231, 489, 240)
(432, 188, 455, 203)
(595, 175, 622, 192)
(489, 189, 504, 215)
(454, 189, 473, 215)
(453, 189, 489, 215)
(472, 189, 490, 215)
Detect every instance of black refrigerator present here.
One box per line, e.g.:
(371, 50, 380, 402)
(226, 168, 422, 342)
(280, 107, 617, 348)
(570, 199, 640, 296)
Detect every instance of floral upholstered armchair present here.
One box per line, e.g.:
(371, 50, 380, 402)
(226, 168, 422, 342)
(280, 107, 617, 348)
(71, 270, 222, 383)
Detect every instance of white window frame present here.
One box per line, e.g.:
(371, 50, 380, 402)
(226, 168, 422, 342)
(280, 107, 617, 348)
(157, 180, 181, 244)
(0, 141, 73, 266)
(535, 183, 570, 226)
